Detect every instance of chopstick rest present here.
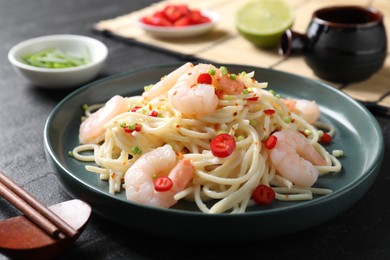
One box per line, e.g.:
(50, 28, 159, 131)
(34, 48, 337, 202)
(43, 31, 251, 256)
(0, 199, 91, 260)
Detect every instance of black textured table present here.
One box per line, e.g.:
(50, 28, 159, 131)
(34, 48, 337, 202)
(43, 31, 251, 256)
(0, 1, 389, 259)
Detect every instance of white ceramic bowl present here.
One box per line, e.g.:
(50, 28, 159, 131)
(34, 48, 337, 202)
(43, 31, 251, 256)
(8, 34, 108, 89)
(136, 10, 219, 38)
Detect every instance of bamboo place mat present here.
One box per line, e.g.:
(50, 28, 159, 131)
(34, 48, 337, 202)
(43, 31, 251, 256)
(95, 0, 390, 114)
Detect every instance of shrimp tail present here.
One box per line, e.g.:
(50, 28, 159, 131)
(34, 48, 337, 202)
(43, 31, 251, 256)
(79, 95, 128, 144)
(142, 62, 193, 101)
(170, 159, 194, 191)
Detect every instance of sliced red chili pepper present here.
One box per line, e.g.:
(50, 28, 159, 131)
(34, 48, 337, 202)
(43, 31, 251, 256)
(174, 4, 191, 16)
(134, 124, 142, 132)
(123, 123, 142, 134)
(263, 135, 277, 149)
(252, 184, 275, 205)
(174, 16, 191, 26)
(141, 4, 211, 27)
(264, 109, 275, 115)
(148, 110, 159, 117)
(189, 10, 208, 24)
(123, 126, 133, 133)
(247, 96, 259, 101)
(154, 176, 173, 192)
(197, 73, 212, 84)
(163, 5, 185, 23)
(131, 106, 142, 112)
(210, 133, 236, 158)
(321, 132, 332, 144)
(141, 15, 172, 26)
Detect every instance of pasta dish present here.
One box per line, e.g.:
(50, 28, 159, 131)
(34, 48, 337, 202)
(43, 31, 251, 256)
(71, 63, 342, 214)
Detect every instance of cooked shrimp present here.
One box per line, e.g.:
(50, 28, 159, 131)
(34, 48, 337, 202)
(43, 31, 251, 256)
(216, 75, 245, 95)
(142, 62, 193, 101)
(168, 82, 219, 116)
(168, 64, 219, 116)
(269, 130, 327, 187)
(79, 95, 129, 144)
(282, 99, 320, 124)
(124, 145, 194, 208)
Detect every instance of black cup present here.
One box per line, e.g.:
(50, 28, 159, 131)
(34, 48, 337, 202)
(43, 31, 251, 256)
(279, 6, 387, 83)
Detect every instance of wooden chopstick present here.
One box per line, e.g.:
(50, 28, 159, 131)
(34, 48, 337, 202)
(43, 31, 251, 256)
(0, 181, 60, 237)
(0, 171, 78, 238)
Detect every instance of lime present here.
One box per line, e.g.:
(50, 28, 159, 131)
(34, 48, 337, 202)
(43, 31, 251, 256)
(235, 0, 295, 48)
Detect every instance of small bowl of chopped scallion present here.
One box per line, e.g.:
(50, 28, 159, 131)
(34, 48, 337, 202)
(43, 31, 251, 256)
(8, 34, 108, 88)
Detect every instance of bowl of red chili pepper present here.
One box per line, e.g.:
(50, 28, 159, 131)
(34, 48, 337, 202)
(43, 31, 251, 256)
(136, 4, 219, 38)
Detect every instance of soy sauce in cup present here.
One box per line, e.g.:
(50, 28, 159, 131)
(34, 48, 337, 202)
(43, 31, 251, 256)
(279, 6, 387, 83)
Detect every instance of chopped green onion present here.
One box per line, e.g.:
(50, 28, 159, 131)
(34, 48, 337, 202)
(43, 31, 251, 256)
(119, 122, 126, 128)
(82, 104, 89, 110)
(225, 95, 232, 101)
(131, 146, 142, 155)
(128, 123, 136, 130)
(242, 89, 249, 94)
(284, 117, 291, 123)
(230, 74, 237, 80)
(220, 66, 228, 75)
(21, 48, 90, 69)
(208, 67, 216, 76)
(68, 151, 73, 157)
(268, 90, 275, 95)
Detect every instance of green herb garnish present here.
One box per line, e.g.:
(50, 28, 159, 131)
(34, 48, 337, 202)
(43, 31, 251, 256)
(21, 48, 90, 69)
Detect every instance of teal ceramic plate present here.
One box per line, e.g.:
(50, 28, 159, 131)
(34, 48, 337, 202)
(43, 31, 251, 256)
(44, 64, 384, 241)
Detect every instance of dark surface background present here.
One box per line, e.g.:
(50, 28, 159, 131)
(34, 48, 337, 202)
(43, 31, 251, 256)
(0, 0, 389, 259)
